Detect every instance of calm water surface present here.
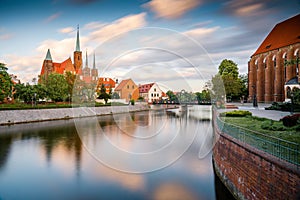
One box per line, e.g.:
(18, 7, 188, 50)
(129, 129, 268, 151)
(0, 106, 232, 200)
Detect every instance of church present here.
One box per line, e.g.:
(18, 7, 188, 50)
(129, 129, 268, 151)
(40, 27, 98, 83)
(248, 14, 300, 103)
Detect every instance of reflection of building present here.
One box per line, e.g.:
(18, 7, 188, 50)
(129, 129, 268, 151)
(139, 83, 163, 103)
(248, 14, 300, 102)
(40, 27, 98, 83)
(114, 79, 139, 102)
(97, 77, 116, 94)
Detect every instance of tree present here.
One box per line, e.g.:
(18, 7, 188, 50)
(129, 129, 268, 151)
(42, 73, 69, 102)
(0, 63, 13, 102)
(166, 90, 178, 103)
(65, 71, 76, 98)
(97, 84, 110, 104)
(211, 59, 246, 101)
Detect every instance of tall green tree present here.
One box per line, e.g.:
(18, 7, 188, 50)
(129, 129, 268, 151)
(97, 84, 110, 104)
(166, 90, 178, 103)
(211, 59, 247, 101)
(0, 63, 13, 102)
(42, 73, 68, 102)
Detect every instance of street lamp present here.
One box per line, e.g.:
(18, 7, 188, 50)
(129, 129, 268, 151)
(252, 85, 258, 107)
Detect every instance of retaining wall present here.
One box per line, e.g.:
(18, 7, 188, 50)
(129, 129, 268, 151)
(0, 104, 149, 125)
(213, 117, 300, 199)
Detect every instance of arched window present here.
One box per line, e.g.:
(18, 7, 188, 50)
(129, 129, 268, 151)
(296, 51, 299, 76)
(284, 53, 287, 80)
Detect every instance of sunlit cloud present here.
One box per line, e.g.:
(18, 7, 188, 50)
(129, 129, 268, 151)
(58, 27, 75, 34)
(144, 0, 201, 19)
(45, 12, 62, 23)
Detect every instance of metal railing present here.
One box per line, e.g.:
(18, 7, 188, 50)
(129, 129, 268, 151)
(216, 115, 300, 167)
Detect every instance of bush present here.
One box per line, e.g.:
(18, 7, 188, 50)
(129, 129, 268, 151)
(281, 114, 300, 127)
(130, 99, 135, 105)
(220, 110, 252, 117)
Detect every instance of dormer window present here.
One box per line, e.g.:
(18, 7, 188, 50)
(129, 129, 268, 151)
(266, 44, 271, 49)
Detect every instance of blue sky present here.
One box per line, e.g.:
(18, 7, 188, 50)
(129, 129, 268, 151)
(1, 0, 299, 92)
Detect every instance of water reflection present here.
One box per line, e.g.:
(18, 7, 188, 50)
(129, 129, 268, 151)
(0, 106, 232, 199)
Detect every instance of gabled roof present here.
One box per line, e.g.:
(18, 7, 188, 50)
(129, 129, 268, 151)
(252, 14, 300, 57)
(139, 83, 154, 93)
(114, 79, 130, 91)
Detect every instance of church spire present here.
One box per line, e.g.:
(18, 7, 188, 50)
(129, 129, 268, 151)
(85, 50, 88, 68)
(93, 52, 96, 69)
(45, 49, 52, 61)
(75, 25, 81, 52)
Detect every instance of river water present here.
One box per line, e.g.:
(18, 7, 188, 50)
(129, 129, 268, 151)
(0, 105, 232, 200)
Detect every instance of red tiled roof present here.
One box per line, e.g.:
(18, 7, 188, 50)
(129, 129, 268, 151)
(252, 14, 300, 56)
(114, 79, 130, 91)
(139, 83, 154, 93)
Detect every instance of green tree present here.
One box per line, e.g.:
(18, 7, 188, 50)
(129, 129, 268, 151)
(98, 84, 110, 104)
(42, 73, 68, 102)
(0, 63, 13, 102)
(65, 71, 76, 98)
(211, 59, 245, 101)
(166, 90, 178, 103)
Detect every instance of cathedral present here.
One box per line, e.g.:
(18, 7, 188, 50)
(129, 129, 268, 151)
(40, 27, 98, 83)
(248, 14, 300, 103)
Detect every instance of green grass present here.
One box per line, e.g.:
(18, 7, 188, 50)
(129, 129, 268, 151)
(223, 116, 300, 144)
(0, 101, 128, 110)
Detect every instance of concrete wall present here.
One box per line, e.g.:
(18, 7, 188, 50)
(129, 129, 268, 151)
(0, 104, 149, 126)
(213, 121, 300, 199)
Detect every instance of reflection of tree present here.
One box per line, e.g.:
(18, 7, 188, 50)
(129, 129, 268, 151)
(0, 136, 13, 171)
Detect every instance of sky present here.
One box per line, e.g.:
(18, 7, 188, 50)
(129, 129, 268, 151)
(0, 0, 299, 92)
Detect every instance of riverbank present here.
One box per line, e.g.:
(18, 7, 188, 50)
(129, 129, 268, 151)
(0, 104, 149, 126)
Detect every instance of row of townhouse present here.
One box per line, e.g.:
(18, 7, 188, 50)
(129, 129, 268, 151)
(97, 78, 165, 103)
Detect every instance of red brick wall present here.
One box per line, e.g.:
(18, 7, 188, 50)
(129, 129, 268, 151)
(213, 127, 300, 200)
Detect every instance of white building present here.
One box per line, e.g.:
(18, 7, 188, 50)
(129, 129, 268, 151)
(139, 83, 164, 103)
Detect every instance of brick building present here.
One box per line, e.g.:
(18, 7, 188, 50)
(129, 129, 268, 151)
(40, 27, 98, 83)
(248, 14, 300, 102)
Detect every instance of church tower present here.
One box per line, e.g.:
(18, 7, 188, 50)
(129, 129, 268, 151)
(43, 49, 53, 80)
(74, 25, 82, 72)
(91, 53, 98, 81)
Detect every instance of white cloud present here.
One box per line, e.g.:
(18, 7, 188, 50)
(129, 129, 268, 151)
(0, 33, 13, 40)
(83, 21, 106, 30)
(144, 0, 201, 19)
(58, 27, 75, 34)
(89, 13, 147, 43)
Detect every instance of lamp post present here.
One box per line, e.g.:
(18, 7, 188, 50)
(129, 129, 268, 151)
(252, 85, 258, 107)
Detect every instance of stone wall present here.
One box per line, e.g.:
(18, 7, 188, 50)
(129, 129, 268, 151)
(213, 121, 300, 199)
(0, 104, 149, 125)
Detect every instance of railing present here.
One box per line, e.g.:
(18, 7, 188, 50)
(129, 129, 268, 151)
(216, 115, 300, 167)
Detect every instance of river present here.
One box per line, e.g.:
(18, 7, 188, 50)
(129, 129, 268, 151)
(0, 105, 233, 200)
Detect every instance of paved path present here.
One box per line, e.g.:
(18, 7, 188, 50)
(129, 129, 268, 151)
(223, 103, 293, 121)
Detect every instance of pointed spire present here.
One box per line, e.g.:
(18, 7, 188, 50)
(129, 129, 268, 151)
(93, 52, 96, 69)
(45, 49, 52, 61)
(75, 25, 81, 52)
(85, 49, 88, 68)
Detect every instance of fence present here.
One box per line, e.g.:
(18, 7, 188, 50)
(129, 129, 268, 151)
(216, 115, 300, 167)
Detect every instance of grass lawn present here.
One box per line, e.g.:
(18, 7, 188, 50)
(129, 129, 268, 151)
(223, 116, 300, 144)
(0, 102, 128, 110)
(219, 115, 300, 165)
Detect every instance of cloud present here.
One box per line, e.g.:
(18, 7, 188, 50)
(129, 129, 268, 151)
(83, 21, 106, 30)
(45, 12, 62, 23)
(144, 0, 201, 19)
(0, 33, 13, 40)
(58, 27, 75, 34)
(89, 13, 147, 43)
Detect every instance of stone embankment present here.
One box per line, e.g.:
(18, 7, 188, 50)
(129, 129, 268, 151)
(0, 104, 149, 126)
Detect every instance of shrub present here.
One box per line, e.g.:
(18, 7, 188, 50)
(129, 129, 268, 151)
(261, 120, 287, 131)
(281, 114, 300, 127)
(220, 110, 252, 117)
(130, 99, 135, 105)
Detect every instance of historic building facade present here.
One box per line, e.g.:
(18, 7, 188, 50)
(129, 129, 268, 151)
(248, 14, 300, 102)
(40, 27, 98, 83)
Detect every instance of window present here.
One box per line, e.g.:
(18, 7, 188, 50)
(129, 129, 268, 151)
(151, 93, 153, 97)
(154, 88, 156, 92)
(297, 52, 299, 76)
(127, 85, 129, 89)
(132, 85, 134, 89)
(284, 54, 287, 80)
